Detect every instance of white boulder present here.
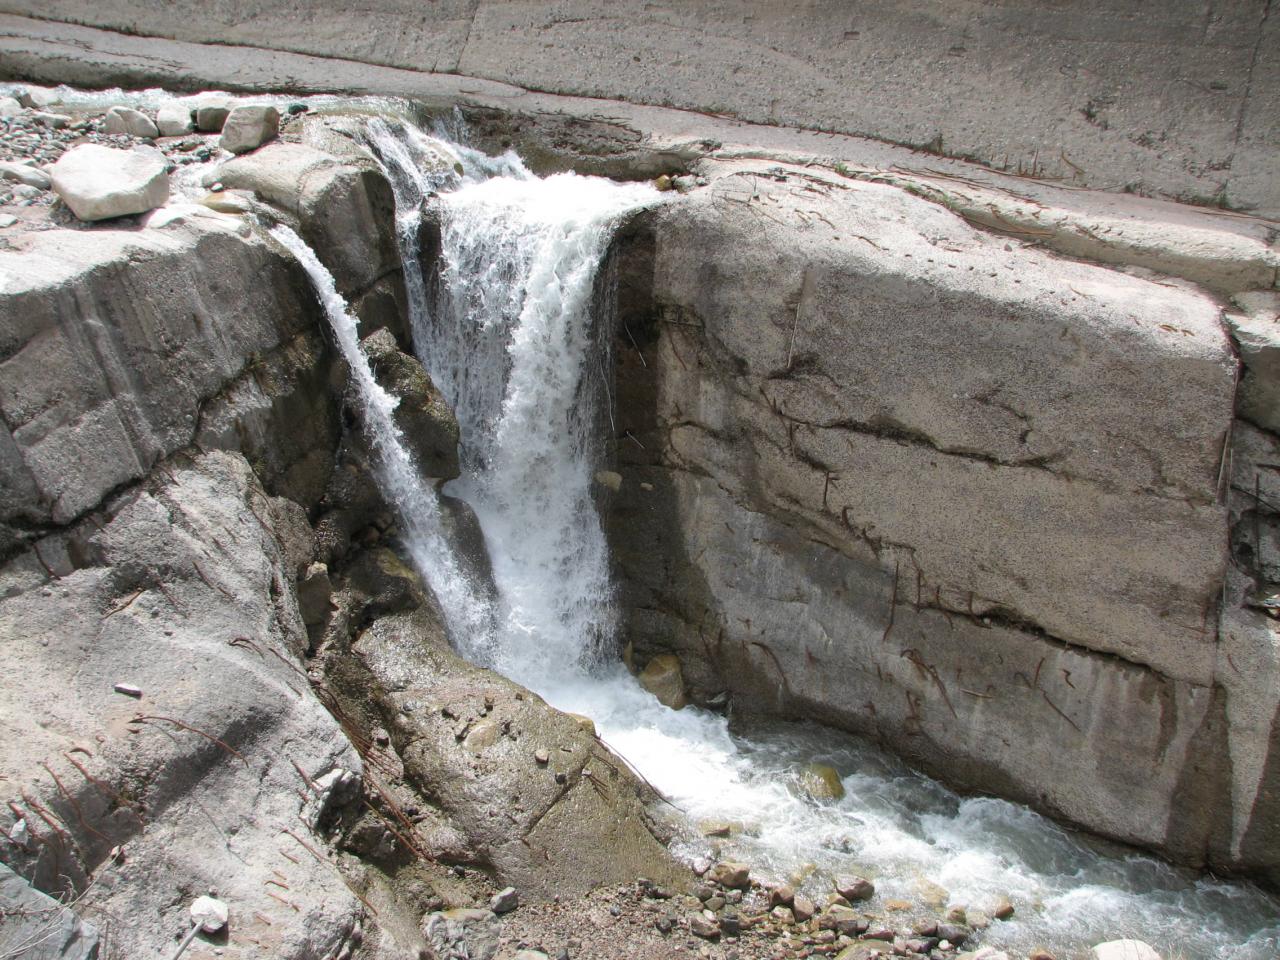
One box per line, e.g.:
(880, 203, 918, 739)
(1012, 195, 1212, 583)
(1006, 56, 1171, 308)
(219, 105, 280, 154)
(103, 105, 159, 139)
(51, 144, 169, 221)
(156, 102, 195, 136)
(0, 96, 19, 118)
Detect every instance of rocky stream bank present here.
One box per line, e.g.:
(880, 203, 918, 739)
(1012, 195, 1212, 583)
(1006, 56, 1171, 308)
(0, 81, 1276, 960)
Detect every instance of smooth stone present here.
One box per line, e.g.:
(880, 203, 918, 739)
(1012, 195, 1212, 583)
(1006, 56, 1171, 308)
(0, 97, 20, 117)
(595, 469, 622, 491)
(220, 105, 280, 154)
(156, 102, 196, 136)
(104, 106, 159, 139)
(51, 144, 169, 221)
(792, 894, 815, 922)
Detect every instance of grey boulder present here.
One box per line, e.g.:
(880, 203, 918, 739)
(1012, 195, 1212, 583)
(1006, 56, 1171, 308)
(50, 143, 169, 221)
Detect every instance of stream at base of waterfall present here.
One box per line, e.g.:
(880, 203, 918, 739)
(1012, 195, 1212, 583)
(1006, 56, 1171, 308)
(273, 115, 1280, 960)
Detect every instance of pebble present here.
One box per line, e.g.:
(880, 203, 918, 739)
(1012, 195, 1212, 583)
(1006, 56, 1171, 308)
(708, 861, 751, 889)
(113, 683, 143, 698)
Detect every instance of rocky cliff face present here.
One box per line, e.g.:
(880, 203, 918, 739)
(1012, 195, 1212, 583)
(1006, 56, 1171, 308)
(605, 160, 1280, 884)
(0, 110, 680, 959)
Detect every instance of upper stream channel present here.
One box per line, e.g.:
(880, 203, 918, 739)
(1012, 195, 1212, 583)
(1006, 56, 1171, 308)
(276, 108, 1280, 960)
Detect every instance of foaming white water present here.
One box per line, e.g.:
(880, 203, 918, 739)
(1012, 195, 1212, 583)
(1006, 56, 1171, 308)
(430, 171, 658, 687)
(362, 118, 1279, 960)
(268, 225, 491, 647)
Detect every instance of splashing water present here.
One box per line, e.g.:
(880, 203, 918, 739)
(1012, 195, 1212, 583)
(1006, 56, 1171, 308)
(356, 117, 1280, 960)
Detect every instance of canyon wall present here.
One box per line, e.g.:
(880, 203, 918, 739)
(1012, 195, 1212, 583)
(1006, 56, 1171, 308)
(605, 159, 1280, 884)
(2, 0, 1277, 216)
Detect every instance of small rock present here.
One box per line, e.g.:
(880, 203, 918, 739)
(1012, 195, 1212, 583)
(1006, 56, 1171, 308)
(513, 952, 549, 960)
(1026, 950, 1056, 960)
(490, 886, 519, 914)
(966, 909, 991, 930)
(104, 106, 159, 139)
(771, 905, 795, 924)
(689, 915, 720, 939)
(946, 907, 967, 925)
(699, 820, 736, 838)
(865, 924, 895, 941)
(719, 909, 741, 936)
(936, 923, 969, 947)
(156, 102, 195, 136)
(792, 894, 815, 922)
(33, 112, 71, 128)
(190, 895, 229, 933)
(594, 469, 622, 491)
(219, 105, 280, 154)
(705, 895, 725, 911)
(1089, 941, 1162, 960)
(51, 144, 169, 221)
(0, 96, 22, 117)
(769, 884, 795, 907)
(654, 174, 673, 192)
(463, 718, 501, 752)
(835, 876, 875, 902)
(638, 653, 686, 710)
(0, 161, 51, 189)
(112, 683, 143, 698)
(534, 748, 550, 765)
(991, 896, 1014, 921)
(820, 904, 861, 935)
(957, 949, 1010, 960)
(0, 214, 16, 228)
(707, 861, 750, 889)
(287, 102, 309, 115)
(655, 915, 675, 934)
(884, 899, 911, 911)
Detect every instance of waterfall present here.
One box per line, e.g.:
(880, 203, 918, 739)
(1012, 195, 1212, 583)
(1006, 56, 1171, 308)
(268, 224, 491, 648)
(336, 117, 1279, 960)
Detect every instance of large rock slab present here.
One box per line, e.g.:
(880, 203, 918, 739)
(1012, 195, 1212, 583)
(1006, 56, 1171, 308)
(0, 215, 321, 548)
(50, 143, 168, 220)
(349, 602, 687, 898)
(0, 451, 363, 959)
(607, 161, 1251, 872)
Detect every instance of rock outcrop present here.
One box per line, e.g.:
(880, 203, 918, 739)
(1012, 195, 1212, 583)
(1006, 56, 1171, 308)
(605, 158, 1280, 881)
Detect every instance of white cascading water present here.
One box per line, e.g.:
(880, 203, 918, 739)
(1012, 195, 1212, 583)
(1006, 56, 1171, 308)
(316, 114, 1279, 960)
